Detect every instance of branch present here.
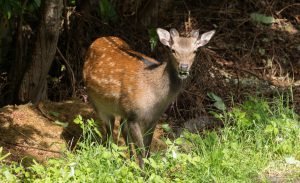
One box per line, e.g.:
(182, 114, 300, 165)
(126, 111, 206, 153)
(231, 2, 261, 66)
(56, 47, 76, 97)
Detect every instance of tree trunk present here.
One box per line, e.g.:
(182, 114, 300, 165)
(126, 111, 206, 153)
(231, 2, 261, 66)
(18, 0, 63, 104)
(2, 0, 29, 106)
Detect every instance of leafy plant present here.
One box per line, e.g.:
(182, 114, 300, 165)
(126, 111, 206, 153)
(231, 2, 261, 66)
(69, 0, 76, 5)
(161, 123, 172, 133)
(250, 12, 275, 25)
(99, 0, 118, 24)
(0, 147, 10, 161)
(73, 115, 102, 143)
(207, 92, 226, 111)
(0, 0, 21, 20)
(148, 28, 159, 52)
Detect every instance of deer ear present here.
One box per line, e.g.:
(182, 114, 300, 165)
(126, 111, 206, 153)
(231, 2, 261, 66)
(170, 28, 179, 38)
(190, 29, 199, 38)
(157, 28, 171, 47)
(195, 30, 216, 48)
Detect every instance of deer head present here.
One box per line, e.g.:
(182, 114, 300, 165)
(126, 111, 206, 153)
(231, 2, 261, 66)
(157, 28, 215, 79)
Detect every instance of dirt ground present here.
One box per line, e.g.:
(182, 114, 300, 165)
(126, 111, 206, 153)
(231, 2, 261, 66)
(0, 100, 166, 163)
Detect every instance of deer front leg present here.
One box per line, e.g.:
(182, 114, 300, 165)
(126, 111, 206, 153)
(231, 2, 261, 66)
(128, 121, 145, 168)
(143, 126, 155, 158)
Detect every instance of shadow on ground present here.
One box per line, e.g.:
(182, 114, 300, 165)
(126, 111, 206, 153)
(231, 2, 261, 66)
(0, 100, 167, 163)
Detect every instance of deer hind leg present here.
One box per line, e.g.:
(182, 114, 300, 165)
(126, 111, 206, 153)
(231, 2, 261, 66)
(127, 121, 145, 168)
(93, 107, 115, 143)
(120, 119, 134, 158)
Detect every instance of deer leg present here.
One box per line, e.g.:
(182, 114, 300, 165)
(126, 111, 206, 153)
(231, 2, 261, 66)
(143, 126, 155, 158)
(120, 119, 134, 158)
(94, 109, 115, 143)
(128, 121, 145, 168)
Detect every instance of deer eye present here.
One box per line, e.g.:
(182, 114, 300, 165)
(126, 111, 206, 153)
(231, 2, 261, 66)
(171, 49, 176, 54)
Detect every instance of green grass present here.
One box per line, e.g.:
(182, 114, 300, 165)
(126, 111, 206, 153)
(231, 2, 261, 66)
(1, 96, 300, 182)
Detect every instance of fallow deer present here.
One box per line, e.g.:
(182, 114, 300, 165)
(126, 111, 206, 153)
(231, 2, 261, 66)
(83, 28, 215, 168)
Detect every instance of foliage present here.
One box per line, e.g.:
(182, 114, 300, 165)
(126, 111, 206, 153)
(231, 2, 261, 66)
(99, 0, 118, 24)
(73, 115, 102, 142)
(0, 96, 299, 182)
(0, 0, 40, 21)
(250, 12, 275, 25)
(148, 28, 159, 52)
(0, 147, 10, 162)
(161, 123, 172, 133)
(0, 0, 21, 20)
(69, 0, 76, 6)
(0, 0, 41, 67)
(207, 92, 226, 111)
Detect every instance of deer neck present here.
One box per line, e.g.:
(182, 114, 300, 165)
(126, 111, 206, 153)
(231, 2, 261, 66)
(142, 55, 184, 103)
(163, 56, 184, 95)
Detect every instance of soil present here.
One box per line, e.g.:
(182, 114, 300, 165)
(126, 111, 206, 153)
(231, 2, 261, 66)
(0, 100, 166, 163)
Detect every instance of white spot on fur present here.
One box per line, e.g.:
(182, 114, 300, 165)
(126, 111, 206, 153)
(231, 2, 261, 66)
(90, 74, 101, 82)
(98, 78, 121, 86)
(115, 68, 123, 73)
(104, 92, 120, 98)
(104, 38, 112, 45)
(109, 78, 121, 86)
(96, 61, 102, 66)
(91, 41, 97, 48)
(112, 92, 120, 98)
(108, 61, 115, 66)
(90, 52, 94, 58)
(101, 54, 106, 58)
(127, 86, 132, 94)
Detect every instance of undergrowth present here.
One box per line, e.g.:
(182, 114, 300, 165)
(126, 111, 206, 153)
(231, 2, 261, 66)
(0, 96, 300, 182)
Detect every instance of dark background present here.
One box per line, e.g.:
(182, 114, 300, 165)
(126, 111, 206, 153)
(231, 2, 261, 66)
(0, 0, 299, 126)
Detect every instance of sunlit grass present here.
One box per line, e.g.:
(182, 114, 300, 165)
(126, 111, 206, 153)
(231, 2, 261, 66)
(0, 96, 299, 182)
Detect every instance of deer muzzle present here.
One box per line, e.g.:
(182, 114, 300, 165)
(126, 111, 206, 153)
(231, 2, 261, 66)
(178, 64, 189, 79)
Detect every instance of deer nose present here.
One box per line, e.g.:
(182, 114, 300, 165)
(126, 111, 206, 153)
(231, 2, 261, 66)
(178, 64, 190, 79)
(179, 64, 189, 71)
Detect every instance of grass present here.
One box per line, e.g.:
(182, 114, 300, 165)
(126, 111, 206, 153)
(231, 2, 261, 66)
(0, 96, 300, 182)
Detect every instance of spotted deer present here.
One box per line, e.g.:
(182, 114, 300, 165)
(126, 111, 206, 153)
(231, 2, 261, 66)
(83, 28, 215, 168)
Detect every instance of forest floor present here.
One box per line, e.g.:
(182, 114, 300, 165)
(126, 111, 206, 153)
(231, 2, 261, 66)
(0, 100, 167, 163)
(0, 97, 299, 182)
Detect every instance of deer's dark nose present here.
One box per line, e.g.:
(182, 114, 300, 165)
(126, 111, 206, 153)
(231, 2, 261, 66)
(179, 64, 189, 71)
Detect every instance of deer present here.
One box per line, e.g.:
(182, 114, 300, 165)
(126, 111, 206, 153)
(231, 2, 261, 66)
(83, 28, 215, 168)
